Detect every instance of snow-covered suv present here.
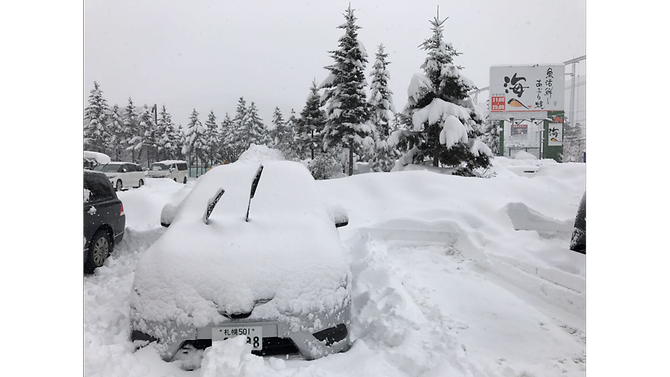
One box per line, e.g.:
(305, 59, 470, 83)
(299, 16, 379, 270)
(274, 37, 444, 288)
(130, 161, 351, 367)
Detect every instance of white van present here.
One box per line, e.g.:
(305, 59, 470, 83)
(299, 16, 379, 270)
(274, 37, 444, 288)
(148, 160, 189, 184)
(93, 162, 147, 191)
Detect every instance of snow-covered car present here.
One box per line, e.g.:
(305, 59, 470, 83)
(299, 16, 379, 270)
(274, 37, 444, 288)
(83, 150, 111, 170)
(130, 161, 351, 365)
(148, 160, 189, 183)
(93, 162, 147, 191)
(570, 193, 586, 254)
(84, 170, 125, 273)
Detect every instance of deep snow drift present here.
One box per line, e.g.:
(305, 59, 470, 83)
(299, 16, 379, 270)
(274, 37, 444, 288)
(84, 158, 585, 376)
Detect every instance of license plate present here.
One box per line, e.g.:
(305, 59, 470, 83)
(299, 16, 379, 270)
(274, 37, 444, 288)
(212, 326, 263, 350)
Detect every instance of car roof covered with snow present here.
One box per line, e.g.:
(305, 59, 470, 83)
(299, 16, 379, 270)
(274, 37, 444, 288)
(131, 160, 350, 327)
(153, 160, 187, 165)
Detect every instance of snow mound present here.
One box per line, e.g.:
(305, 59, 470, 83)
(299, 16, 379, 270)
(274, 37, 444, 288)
(514, 150, 538, 160)
(200, 337, 269, 377)
(238, 144, 285, 162)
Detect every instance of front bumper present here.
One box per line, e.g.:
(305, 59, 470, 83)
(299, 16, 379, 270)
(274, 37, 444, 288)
(131, 308, 350, 361)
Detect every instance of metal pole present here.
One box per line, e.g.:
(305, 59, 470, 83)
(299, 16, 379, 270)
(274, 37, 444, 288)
(569, 63, 576, 129)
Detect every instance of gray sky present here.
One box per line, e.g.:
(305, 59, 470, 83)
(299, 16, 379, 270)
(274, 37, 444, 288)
(84, 0, 586, 127)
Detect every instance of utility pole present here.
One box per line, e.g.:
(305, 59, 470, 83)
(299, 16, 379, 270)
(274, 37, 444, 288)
(563, 55, 585, 128)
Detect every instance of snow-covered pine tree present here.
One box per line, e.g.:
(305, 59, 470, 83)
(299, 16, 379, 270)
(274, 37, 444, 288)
(368, 44, 399, 172)
(321, 5, 374, 175)
(480, 108, 500, 157)
(230, 97, 250, 160)
(127, 105, 150, 165)
(247, 102, 270, 146)
(204, 111, 219, 168)
(269, 107, 296, 158)
(297, 80, 327, 160)
(269, 107, 285, 148)
(123, 97, 140, 163)
(391, 13, 492, 175)
(156, 105, 172, 160)
(284, 109, 300, 160)
(107, 104, 125, 161)
(182, 109, 205, 171)
(139, 105, 158, 166)
(219, 113, 235, 163)
(83, 81, 110, 153)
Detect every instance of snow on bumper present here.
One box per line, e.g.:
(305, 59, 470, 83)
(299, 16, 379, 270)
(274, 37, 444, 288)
(130, 298, 351, 361)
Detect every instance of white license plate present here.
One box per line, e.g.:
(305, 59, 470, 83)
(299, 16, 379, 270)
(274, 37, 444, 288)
(212, 326, 263, 350)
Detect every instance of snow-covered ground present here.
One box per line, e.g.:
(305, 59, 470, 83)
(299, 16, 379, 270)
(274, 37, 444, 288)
(84, 158, 586, 377)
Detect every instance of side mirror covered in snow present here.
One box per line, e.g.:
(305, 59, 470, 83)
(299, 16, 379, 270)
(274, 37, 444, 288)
(327, 204, 349, 228)
(160, 203, 178, 227)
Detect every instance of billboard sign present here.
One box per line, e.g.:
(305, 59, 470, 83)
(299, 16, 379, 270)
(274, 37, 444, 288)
(547, 122, 563, 146)
(489, 64, 565, 120)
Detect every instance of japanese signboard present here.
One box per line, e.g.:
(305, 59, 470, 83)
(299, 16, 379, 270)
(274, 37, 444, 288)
(547, 122, 563, 146)
(489, 64, 565, 120)
(511, 122, 528, 135)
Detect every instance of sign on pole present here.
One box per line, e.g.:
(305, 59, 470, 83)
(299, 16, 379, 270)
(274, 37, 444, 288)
(489, 64, 565, 120)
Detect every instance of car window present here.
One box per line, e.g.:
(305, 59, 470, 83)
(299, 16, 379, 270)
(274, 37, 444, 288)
(178, 163, 187, 171)
(84, 175, 114, 203)
(94, 163, 122, 172)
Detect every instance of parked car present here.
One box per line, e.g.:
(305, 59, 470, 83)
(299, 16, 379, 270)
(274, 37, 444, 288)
(84, 151, 111, 170)
(570, 193, 586, 254)
(130, 161, 351, 367)
(84, 170, 126, 273)
(94, 162, 147, 191)
(147, 160, 189, 183)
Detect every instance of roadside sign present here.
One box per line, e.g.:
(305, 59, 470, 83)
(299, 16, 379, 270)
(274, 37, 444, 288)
(489, 64, 565, 120)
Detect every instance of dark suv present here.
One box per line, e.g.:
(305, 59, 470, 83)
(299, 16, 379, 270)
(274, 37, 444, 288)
(84, 170, 126, 273)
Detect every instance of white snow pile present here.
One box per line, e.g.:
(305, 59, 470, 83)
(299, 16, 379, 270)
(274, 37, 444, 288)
(84, 158, 586, 376)
(237, 144, 285, 163)
(514, 150, 538, 160)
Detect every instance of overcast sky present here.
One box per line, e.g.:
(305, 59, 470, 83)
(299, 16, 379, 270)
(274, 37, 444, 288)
(84, 0, 586, 127)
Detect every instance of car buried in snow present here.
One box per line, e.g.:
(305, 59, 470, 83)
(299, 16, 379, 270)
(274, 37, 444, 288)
(130, 160, 351, 366)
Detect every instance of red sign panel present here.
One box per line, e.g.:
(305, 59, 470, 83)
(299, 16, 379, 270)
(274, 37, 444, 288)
(491, 96, 506, 111)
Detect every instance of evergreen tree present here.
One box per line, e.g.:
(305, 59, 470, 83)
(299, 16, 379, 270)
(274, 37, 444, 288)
(368, 44, 399, 172)
(230, 97, 250, 160)
(219, 113, 235, 163)
(247, 102, 271, 146)
(157, 105, 177, 160)
(321, 5, 374, 175)
(480, 108, 500, 157)
(297, 81, 327, 160)
(139, 105, 158, 166)
(204, 111, 219, 167)
(391, 13, 491, 175)
(107, 104, 125, 161)
(123, 97, 140, 163)
(269, 107, 285, 148)
(269, 107, 297, 159)
(182, 109, 205, 171)
(284, 109, 300, 160)
(83, 81, 110, 153)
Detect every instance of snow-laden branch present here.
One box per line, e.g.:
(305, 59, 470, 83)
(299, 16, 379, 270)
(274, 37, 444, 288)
(411, 98, 472, 131)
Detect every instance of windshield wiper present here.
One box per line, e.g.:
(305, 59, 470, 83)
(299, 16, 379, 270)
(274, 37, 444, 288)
(245, 164, 264, 222)
(203, 188, 225, 225)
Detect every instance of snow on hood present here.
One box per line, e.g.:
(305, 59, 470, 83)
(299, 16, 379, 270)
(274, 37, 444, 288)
(238, 144, 285, 163)
(131, 161, 349, 328)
